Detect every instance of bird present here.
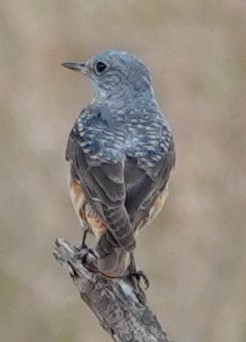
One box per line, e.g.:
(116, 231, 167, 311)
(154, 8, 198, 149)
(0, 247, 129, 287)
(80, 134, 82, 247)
(62, 50, 175, 279)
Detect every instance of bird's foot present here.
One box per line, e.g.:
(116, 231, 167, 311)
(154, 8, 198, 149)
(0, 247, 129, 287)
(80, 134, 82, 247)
(123, 253, 148, 303)
(73, 228, 96, 261)
(127, 252, 149, 289)
(74, 244, 98, 273)
(128, 270, 149, 290)
(124, 270, 147, 304)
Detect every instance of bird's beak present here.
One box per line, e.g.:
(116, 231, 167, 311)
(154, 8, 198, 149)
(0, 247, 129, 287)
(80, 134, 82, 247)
(61, 62, 88, 75)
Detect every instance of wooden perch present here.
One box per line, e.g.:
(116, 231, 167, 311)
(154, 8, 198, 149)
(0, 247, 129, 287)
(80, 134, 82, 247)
(53, 238, 172, 342)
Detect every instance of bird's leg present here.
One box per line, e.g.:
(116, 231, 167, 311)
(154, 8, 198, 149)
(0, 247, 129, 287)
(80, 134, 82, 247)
(74, 245, 98, 274)
(74, 228, 97, 267)
(74, 228, 89, 253)
(127, 252, 149, 289)
(81, 227, 89, 249)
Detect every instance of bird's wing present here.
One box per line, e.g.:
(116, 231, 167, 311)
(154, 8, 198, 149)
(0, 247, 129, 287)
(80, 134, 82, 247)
(124, 133, 175, 230)
(66, 120, 135, 252)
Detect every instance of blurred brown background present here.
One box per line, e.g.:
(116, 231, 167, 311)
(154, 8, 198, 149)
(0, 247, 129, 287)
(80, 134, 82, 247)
(1, 1, 245, 341)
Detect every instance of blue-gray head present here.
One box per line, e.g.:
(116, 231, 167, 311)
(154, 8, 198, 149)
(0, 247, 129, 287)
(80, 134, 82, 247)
(62, 50, 154, 102)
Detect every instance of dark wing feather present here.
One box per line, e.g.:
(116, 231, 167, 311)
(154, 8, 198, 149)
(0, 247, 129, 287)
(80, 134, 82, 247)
(66, 128, 135, 250)
(124, 137, 175, 229)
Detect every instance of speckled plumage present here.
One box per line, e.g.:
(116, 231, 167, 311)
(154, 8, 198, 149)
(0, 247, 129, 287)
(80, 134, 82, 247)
(74, 104, 173, 172)
(64, 50, 175, 277)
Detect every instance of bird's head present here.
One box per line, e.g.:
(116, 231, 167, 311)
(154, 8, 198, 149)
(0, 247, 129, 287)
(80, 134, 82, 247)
(62, 50, 153, 102)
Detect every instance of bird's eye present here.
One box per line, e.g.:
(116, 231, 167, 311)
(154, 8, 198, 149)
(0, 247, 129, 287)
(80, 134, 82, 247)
(95, 61, 107, 74)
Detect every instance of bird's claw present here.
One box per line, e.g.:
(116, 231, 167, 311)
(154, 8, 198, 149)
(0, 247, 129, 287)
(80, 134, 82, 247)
(128, 270, 149, 290)
(74, 244, 98, 269)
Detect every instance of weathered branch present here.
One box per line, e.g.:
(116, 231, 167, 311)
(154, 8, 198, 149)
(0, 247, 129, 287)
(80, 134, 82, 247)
(53, 238, 172, 342)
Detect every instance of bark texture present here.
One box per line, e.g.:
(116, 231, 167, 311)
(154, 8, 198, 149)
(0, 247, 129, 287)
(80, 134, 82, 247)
(53, 238, 173, 342)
